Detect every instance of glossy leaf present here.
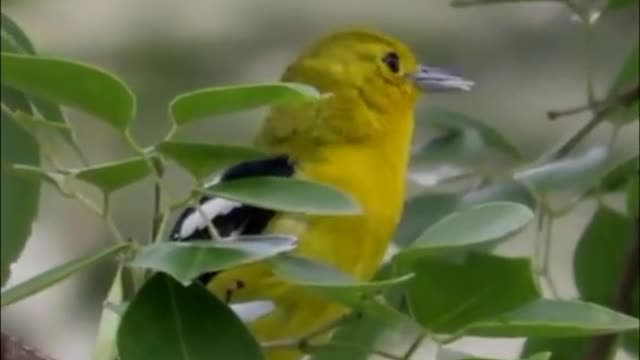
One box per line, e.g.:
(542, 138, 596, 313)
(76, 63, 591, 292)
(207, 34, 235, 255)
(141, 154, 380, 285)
(514, 147, 608, 194)
(460, 181, 537, 210)
(129, 235, 296, 285)
(607, 44, 638, 124)
(397, 202, 533, 259)
(156, 141, 268, 181)
(0, 52, 135, 130)
(606, 0, 639, 10)
(73, 157, 152, 194)
(0, 13, 35, 54)
(599, 154, 639, 191)
(394, 192, 459, 247)
(413, 128, 488, 165)
(4, 108, 73, 142)
(438, 348, 551, 360)
(271, 255, 414, 304)
(574, 206, 634, 304)
(0, 93, 39, 286)
(468, 299, 639, 337)
(10, 164, 68, 196)
(407, 253, 539, 333)
(117, 273, 263, 360)
(1, 242, 129, 306)
(170, 82, 320, 125)
(521, 337, 590, 360)
(1, 15, 80, 152)
(417, 107, 522, 160)
(311, 304, 423, 360)
(204, 177, 361, 215)
(92, 267, 124, 360)
(627, 174, 639, 218)
(395, 182, 535, 248)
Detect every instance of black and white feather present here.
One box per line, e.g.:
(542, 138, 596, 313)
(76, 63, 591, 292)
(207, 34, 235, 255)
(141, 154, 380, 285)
(170, 155, 295, 242)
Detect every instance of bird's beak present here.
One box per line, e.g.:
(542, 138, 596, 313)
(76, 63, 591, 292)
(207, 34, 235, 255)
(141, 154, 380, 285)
(411, 64, 474, 92)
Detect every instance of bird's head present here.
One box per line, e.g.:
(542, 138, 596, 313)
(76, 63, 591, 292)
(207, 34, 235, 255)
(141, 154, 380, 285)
(282, 29, 473, 113)
(258, 29, 473, 149)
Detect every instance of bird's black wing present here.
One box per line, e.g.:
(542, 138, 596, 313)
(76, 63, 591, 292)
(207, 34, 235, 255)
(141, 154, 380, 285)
(170, 154, 295, 242)
(169, 155, 294, 284)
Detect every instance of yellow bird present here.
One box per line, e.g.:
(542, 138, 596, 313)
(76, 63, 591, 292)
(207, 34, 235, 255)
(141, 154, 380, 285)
(170, 29, 473, 359)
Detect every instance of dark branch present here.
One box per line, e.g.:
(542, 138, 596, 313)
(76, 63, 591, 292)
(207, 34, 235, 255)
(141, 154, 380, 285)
(549, 83, 639, 160)
(1, 332, 56, 360)
(582, 218, 640, 360)
(547, 82, 639, 120)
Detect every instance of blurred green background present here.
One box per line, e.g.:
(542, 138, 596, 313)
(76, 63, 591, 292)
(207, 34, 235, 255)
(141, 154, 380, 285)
(1, 0, 638, 359)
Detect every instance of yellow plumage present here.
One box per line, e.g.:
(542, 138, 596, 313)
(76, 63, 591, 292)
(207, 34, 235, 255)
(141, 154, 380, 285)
(206, 29, 472, 360)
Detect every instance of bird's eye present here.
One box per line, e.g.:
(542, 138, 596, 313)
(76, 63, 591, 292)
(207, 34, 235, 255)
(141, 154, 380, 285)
(382, 52, 400, 73)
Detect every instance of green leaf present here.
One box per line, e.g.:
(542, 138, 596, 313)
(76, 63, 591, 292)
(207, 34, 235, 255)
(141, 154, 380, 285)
(170, 82, 320, 126)
(271, 255, 414, 304)
(311, 304, 423, 360)
(0, 13, 35, 54)
(204, 177, 361, 215)
(92, 267, 124, 360)
(514, 147, 608, 194)
(1, 242, 129, 307)
(522, 337, 589, 360)
(395, 182, 535, 248)
(1, 99, 39, 286)
(606, 0, 639, 10)
(574, 206, 634, 304)
(438, 348, 551, 360)
(4, 108, 73, 143)
(407, 253, 539, 333)
(129, 235, 296, 285)
(1, 15, 81, 155)
(623, 283, 639, 355)
(599, 154, 639, 192)
(73, 157, 152, 194)
(627, 174, 639, 218)
(10, 164, 68, 196)
(117, 273, 263, 360)
(397, 202, 533, 259)
(0, 52, 135, 130)
(413, 128, 487, 165)
(416, 108, 522, 161)
(460, 181, 537, 210)
(607, 43, 638, 124)
(156, 141, 268, 181)
(394, 193, 459, 247)
(468, 299, 639, 337)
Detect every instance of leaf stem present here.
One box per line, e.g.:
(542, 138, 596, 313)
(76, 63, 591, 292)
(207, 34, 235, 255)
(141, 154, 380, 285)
(401, 335, 425, 360)
(193, 201, 220, 240)
(261, 313, 357, 350)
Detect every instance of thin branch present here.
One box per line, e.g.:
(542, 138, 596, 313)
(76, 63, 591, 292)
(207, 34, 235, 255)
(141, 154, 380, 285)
(547, 83, 640, 120)
(401, 335, 425, 360)
(261, 313, 356, 350)
(582, 219, 640, 360)
(1, 332, 56, 360)
(301, 343, 404, 360)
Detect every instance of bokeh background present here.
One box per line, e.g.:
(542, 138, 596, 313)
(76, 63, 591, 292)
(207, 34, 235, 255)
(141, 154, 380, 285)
(1, 0, 638, 359)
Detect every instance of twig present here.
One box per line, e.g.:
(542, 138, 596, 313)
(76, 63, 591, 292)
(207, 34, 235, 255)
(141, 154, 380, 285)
(1, 332, 56, 360)
(547, 83, 640, 120)
(401, 335, 425, 360)
(582, 219, 640, 360)
(261, 313, 356, 350)
(301, 342, 404, 360)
